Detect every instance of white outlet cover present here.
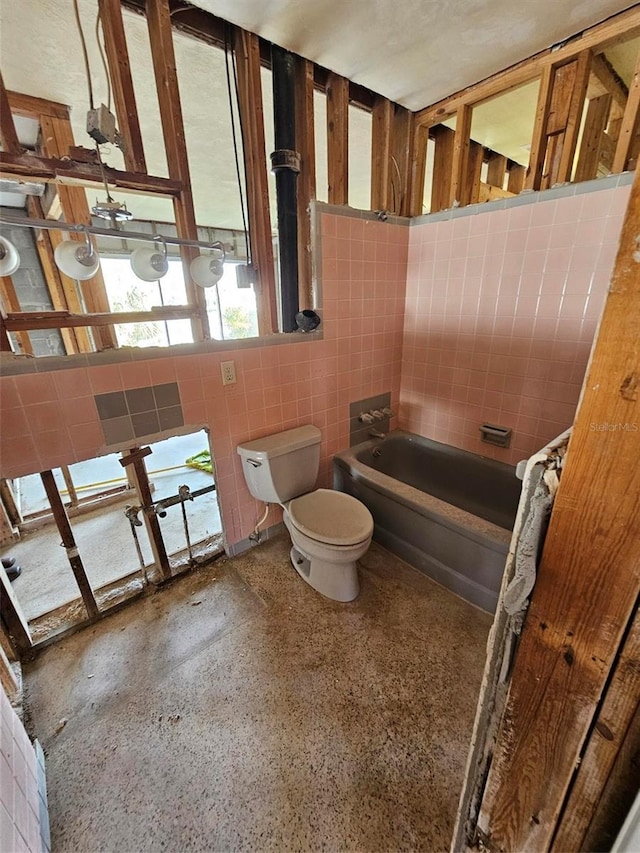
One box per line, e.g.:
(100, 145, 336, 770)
(221, 360, 236, 385)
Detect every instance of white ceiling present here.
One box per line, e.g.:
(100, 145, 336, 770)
(189, 0, 637, 110)
(0, 0, 637, 230)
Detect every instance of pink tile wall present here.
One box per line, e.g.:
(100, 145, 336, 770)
(400, 184, 630, 464)
(0, 687, 43, 853)
(0, 212, 408, 546)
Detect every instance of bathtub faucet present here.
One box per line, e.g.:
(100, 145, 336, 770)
(369, 428, 386, 439)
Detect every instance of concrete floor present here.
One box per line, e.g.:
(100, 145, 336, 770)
(24, 534, 492, 852)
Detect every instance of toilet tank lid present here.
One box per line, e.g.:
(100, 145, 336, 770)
(237, 425, 321, 461)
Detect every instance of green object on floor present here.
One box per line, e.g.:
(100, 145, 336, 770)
(185, 450, 213, 474)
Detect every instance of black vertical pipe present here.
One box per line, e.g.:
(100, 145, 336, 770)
(271, 45, 300, 333)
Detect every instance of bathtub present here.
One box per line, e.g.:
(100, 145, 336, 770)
(333, 431, 522, 613)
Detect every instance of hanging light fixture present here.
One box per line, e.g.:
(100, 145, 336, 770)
(0, 236, 20, 276)
(130, 236, 169, 281)
(190, 249, 225, 288)
(53, 228, 100, 280)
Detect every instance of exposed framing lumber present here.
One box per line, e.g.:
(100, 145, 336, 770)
(0, 277, 33, 355)
(326, 73, 349, 205)
(574, 93, 612, 182)
(430, 124, 455, 213)
(590, 52, 628, 117)
(98, 0, 147, 173)
(145, 0, 209, 341)
(407, 120, 429, 217)
(41, 470, 99, 619)
(295, 56, 316, 311)
(507, 163, 527, 194)
(0, 567, 31, 656)
(449, 104, 473, 207)
(556, 51, 592, 184)
(486, 152, 507, 188)
(415, 6, 640, 127)
(390, 104, 412, 215)
(613, 44, 640, 173)
(0, 73, 21, 154)
(233, 27, 277, 334)
(370, 96, 392, 210)
(468, 142, 486, 205)
(3, 305, 199, 331)
(7, 90, 69, 121)
(475, 159, 640, 851)
(552, 601, 640, 851)
(526, 65, 555, 190)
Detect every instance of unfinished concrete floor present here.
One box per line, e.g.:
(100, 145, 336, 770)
(23, 534, 492, 852)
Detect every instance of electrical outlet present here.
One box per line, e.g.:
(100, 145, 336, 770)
(221, 360, 236, 385)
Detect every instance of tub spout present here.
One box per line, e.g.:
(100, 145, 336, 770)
(369, 428, 386, 439)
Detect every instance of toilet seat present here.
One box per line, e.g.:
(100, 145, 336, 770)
(288, 488, 373, 546)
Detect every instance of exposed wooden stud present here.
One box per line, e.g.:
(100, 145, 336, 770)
(477, 183, 515, 203)
(3, 305, 199, 331)
(0, 567, 31, 656)
(0, 275, 33, 355)
(295, 56, 316, 311)
(0, 73, 21, 154)
(589, 53, 627, 118)
(551, 603, 640, 851)
(145, 0, 209, 341)
(449, 104, 473, 207)
(430, 124, 455, 213)
(0, 151, 182, 196)
(467, 142, 485, 205)
(326, 72, 349, 205)
(613, 44, 640, 173)
(526, 65, 554, 190)
(476, 161, 640, 851)
(556, 51, 592, 183)
(6, 90, 69, 120)
(98, 0, 147, 173)
(370, 96, 392, 211)
(407, 120, 429, 217)
(0, 637, 18, 700)
(507, 163, 526, 194)
(486, 152, 507, 188)
(390, 104, 412, 215)
(0, 480, 21, 529)
(415, 6, 640, 127)
(119, 447, 171, 581)
(41, 470, 99, 619)
(233, 27, 277, 335)
(0, 318, 11, 352)
(60, 466, 79, 507)
(574, 93, 612, 182)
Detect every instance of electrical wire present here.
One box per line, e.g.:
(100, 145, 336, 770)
(73, 0, 95, 110)
(224, 23, 252, 265)
(95, 11, 112, 111)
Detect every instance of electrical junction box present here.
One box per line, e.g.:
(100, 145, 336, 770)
(236, 264, 258, 289)
(86, 104, 118, 146)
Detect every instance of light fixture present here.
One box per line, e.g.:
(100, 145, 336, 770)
(130, 236, 169, 281)
(53, 229, 100, 280)
(190, 251, 224, 288)
(0, 236, 20, 276)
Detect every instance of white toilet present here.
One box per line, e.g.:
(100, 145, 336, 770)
(237, 425, 373, 602)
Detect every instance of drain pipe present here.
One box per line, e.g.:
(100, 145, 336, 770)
(270, 45, 300, 333)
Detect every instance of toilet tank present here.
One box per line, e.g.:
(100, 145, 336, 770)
(237, 425, 321, 503)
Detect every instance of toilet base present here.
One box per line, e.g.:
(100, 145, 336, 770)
(289, 546, 360, 602)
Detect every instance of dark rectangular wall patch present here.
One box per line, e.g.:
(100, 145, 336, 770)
(95, 382, 183, 446)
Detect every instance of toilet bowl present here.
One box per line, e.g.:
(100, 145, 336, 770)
(283, 489, 373, 602)
(236, 426, 374, 602)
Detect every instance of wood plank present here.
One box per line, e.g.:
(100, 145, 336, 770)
(0, 151, 181, 196)
(589, 53, 627, 119)
(26, 196, 82, 354)
(0, 73, 20, 154)
(449, 104, 473, 207)
(390, 104, 412, 215)
(295, 56, 316, 311)
(145, 0, 208, 341)
(552, 603, 640, 851)
(233, 28, 277, 335)
(0, 277, 33, 355)
(430, 124, 455, 213)
(370, 95, 392, 210)
(613, 45, 640, 173)
(467, 142, 485, 205)
(39, 114, 117, 350)
(476, 158, 640, 852)
(556, 51, 592, 183)
(407, 119, 429, 217)
(415, 6, 640, 127)
(98, 0, 147, 173)
(4, 305, 199, 331)
(0, 317, 11, 351)
(526, 65, 554, 190)
(0, 565, 31, 656)
(477, 182, 515, 203)
(574, 93, 612, 182)
(326, 72, 349, 205)
(41, 470, 99, 619)
(507, 163, 526, 194)
(486, 152, 507, 188)
(6, 90, 69, 120)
